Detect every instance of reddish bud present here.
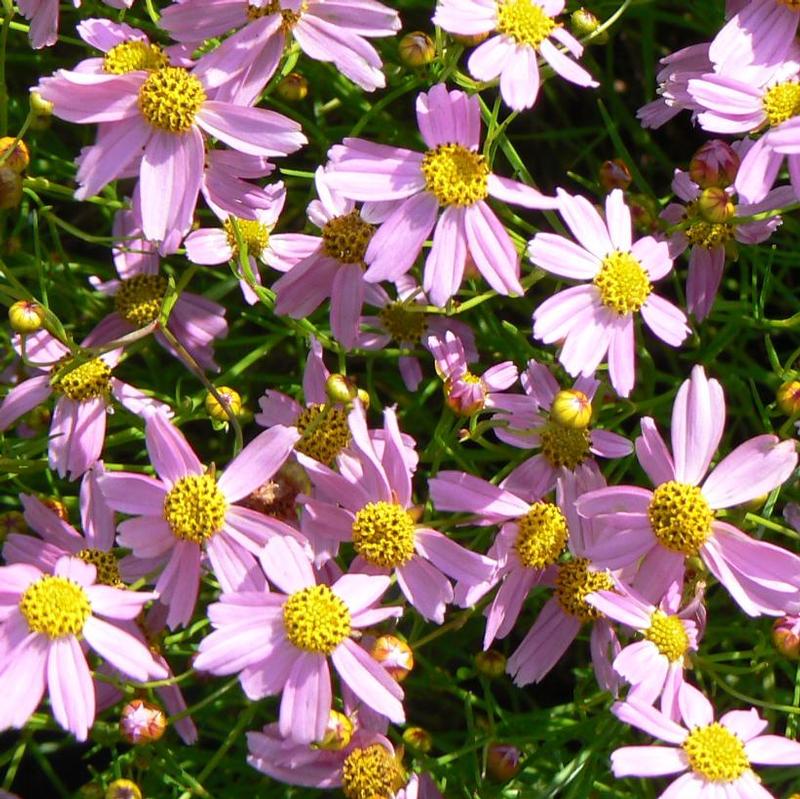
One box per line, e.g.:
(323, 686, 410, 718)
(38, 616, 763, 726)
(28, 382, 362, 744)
(689, 140, 740, 189)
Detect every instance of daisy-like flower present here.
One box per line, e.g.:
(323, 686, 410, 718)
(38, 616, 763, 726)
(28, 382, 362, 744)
(19, 0, 136, 49)
(195, 535, 404, 743)
(433, 0, 597, 111)
(0, 329, 168, 480)
(325, 83, 557, 307)
(611, 686, 800, 798)
(98, 412, 302, 628)
(530, 189, 690, 398)
(576, 365, 800, 616)
(488, 359, 631, 501)
(0, 556, 166, 740)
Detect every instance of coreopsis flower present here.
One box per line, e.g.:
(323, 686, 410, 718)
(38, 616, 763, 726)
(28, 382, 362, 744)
(0, 329, 168, 479)
(325, 83, 557, 307)
(576, 365, 800, 616)
(0, 556, 166, 740)
(488, 359, 631, 500)
(300, 404, 496, 622)
(161, 0, 400, 104)
(529, 189, 690, 398)
(195, 535, 404, 742)
(611, 687, 800, 798)
(433, 0, 597, 111)
(98, 412, 302, 628)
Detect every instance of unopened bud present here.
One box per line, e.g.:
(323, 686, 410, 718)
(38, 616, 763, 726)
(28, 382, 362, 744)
(371, 635, 414, 682)
(550, 389, 592, 429)
(9, 300, 45, 333)
(315, 709, 353, 751)
(105, 780, 142, 799)
(452, 31, 489, 47)
(402, 726, 432, 753)
(325, 373, 358, 404)
(598, 159, 631, 191)
(120, 699, 167, 744)
(242, 462, 309, 520)
(486, 743, 522, 782)
(689, 140, 740, 189)
(475, 649, 506, 678)
(205, 386, 242, 420)
(0, 137, 29, 174)
(276, 72, 308, 102)
(30, 90, 53, 117)
(696, 187, 735, 223)
(356, 388, 370, 409)
(571, 8, 606, 42)
(41, 497, 68, 521)
(399, 31, 435, 67)
(0, 167, 22, 210)
(444, 375, 486, 416)
(773, 616, 800, 660)
(777, 379, 800, 415)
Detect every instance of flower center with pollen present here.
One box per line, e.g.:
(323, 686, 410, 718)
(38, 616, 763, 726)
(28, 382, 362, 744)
(555, 558, 613, 622)
(246, 0, 306, 28)
(19, 575, 92, 638)
(321, 211, 374, 264)
(685, 219, 733, 249)
(378, 302, 428, 343)
(763, 81, 800, 127)
(51, 356, 112, 402)
(421, 143, 490, 206)
(514, 502, 569, 569)
(648, 481, 713, 555)
(496, 0, 556, 47)
(644, 610, 689, 661)
(78, 548, 123, 587)
(682, 723, 749, 782)
(294, 403, 351, 465)
(282, 584, 351, 653)
(224, 217, 270, 258)
(352, 501, 416, 568)
(114, 275, 168, 326)
(341, 744, 406, 799)
(539, 422, 591, 470)
(593, 250, 652, 315)
(103, 41, 169, 74)
(163, 473, 227, 543)
(138, 66, 206, 133)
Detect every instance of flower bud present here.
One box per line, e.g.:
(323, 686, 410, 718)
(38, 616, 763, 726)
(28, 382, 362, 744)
(41, 497, 69, 521)
(689, 140, 740, 189)
(696, 187, 735, 223)
(399, 31, 435, 67)
(315, 709, 353, 751)
(276, 72, 308, 102)
(371, 635, 414, 682)
(105, 780, 142, 799)
(777, 379, 800, 415)
(204, 386, 242, 420)
(402, 726, 433, 753)
(571, 8, 606, 42)
(550, 389, 592, 429)
(326, 373, 358, 404)
(0, 137, 29, 174)
(0, 167, 22, 210)
(486, 743, 522, 782)
(8, 300, 46, 333)
(120, 699, 167, 744)
(475, 649, 506, 678)
(772, 616, 800, 660)
(452, 30, 489, 47)
(30, 90, 53, 117)
(356, 388, 370, 409)
(598, 159, 631, 191)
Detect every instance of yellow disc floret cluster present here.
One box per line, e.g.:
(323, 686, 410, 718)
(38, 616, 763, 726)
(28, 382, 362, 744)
(163, 474, 227, 543)
(321, 211, 375, 264)
(762, 81, 800, 127)
(138, 67, 206, 133)
(341, 744, 406, 799)
(593, 250, 652, 316)
(644, 610, 690, 662)
(114, 275, 168, 326)
(19, 575, 92, 638)
(295, 404, 351, 465)
(103, 41, 168, 75)
(421, 143, 489, 206)
(378, 302, 428, 343)
(539, 422, 591, 470)
(78, 548, 123, 587)
(648, 481, 714, 555)
(51, 356, 112, 402)
(496, 0, 556, 48)
(246, 0, 306, 28)
(514, 502, 569, 569)
(554, 558, 613, 622)
(224, 217, 270, 258)
(685, 219, 733, 249)
(282, 584, 351, 653)
(682, 723, 750, 782)
(352, 501, 416, 568)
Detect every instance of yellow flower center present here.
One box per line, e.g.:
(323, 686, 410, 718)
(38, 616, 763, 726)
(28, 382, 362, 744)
(103, 41, 169, 74)
(51, 356, 112, 402)
(682, 723, 750, 782)
(19, 575, 92, 638)
(246, 0, 306, 28)
(685, 219, 733, 249)
(282, 584, 351, 653)
(763, 81, 800, 127)
(378, 302, 428, 343)
(78, 548, 123, 587)
(223, 217, 270, 259)
(421, 143, 490, 206)
(555, 558, 613, 622)
(593, 250, 652, 315)
(341, 744, 406, 799)
(647, 481, 714, 555)
(514, 501, 569, 569)
(352, 501, 416, 568)
(644, 610, 690, 662)
(138, 67, 206, 133)
(321, 210, 374, 264)
(496, 0, 556, 48)
(114, 275, 168, 326)
(163, 474, 227, 543)
(539, 422, 591, 470)
(294, 403, 351, 465)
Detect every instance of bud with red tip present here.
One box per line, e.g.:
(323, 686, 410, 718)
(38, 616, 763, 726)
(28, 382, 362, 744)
(120, 699, 167, 744)
(105, 781, 142, 799)
(403, 726, 433, 753)
(399, 32, 435, 67)
(486, 743, 522, 781)
(0, 137, 29, 174)
(475, 650, 506, 678)
(371, 635, 414, 682)
(773, 616, 800, 660)
(205, 386, 242, 420)
(315, 709, 353, 751)
(276, 73, 308, 102)
(599, 159, 631, 191)
(551, 389, 593, 429)
(689, 140, 740, 189)
(9, 300, 46, 334)
(777, 379, 800, 416)
(696, 187, 735, 223)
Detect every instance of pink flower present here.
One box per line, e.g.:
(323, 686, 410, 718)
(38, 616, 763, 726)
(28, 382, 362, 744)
(433, 0, 597, 111)
(612, 686, 800, 798)
(325, 83, 557, 306)
(0, 556, 166, 740)
(530, 189, 689, 397)
(195, 535, 405, 743)
(576, 365, 800, 616)
(98, 411, 302, 628)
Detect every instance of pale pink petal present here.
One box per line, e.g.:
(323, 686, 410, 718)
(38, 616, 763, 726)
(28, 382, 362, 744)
(145, 412, 202, 486)
(610, 745, 687, 777)
(83, 616, 167, 681)
(279, 653, 331, 743)
(395, 556, 452, 624)
(47, 636, 95, 741)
